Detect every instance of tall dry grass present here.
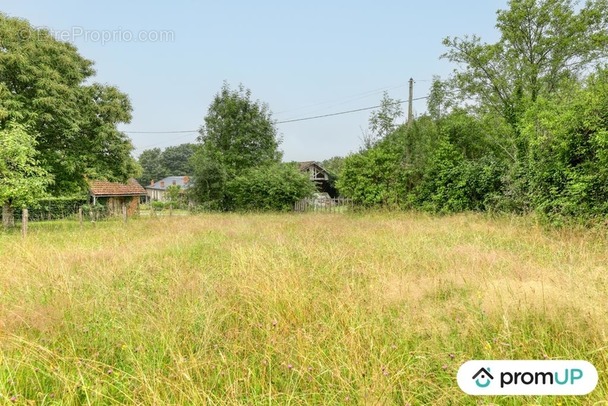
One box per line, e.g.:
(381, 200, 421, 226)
(0, 213, 606, 404)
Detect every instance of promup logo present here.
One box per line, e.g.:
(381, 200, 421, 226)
(457, 360, 598, 396)
(472, 367, 494, 388)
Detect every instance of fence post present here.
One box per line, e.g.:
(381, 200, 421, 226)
(122, 203, 128, 223)
(21, 208, 28, 238)
(79, 207, 83, 227)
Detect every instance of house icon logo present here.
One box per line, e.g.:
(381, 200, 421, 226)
(472, 367, 494, 388)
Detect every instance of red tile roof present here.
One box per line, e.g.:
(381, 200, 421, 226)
(89, 178, 147, 197)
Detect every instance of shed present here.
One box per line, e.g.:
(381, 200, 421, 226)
(89, 178, 147, 216)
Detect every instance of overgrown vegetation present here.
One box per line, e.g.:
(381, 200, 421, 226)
(337, 0, 608, 223)
(1, 214, 606, 404)
(0, 13, 139, 226)
(190, 83, 313, 211)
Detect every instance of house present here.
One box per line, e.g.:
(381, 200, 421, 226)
(88, 178, 147, 216)
(146, 176, 192, 202)
(298, 161, 336, 197)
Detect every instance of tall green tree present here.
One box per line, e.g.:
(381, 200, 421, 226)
(362, 91, 403, 149)
(0, 123, 50, 228)
(0, 13, 137, 194)
(138, 148, 167, 186)
(191, 83, 282, 209)
(161, 143, 196, 175)
(442, 0, 608, 132)
(138, 143, 196, 186)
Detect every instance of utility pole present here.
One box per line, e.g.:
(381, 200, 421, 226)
(407, 77, 414, 125)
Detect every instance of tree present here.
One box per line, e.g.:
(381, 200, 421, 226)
(0, 13, 137, 194)
(138, 148, 167, 186)
(189, 152, 227, 209)
(226, 163, 315, 211)
(165, 185, 182, 210)
(337, 140, 406, 207)
(191, 83, 282, 208)
(321, 156, 345, 178)
(138, 143, 196, 186)
(519, 68, 608, 219)
(362, 92, 403, 149)
(442, 0, 608, 132)
(321, 156, 345, 196)
(161, 144, 195, 176)
(427, 75, 458, 120)
(0, 123, 51, 228)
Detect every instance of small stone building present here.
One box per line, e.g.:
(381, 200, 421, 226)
(88, 178, 147, 216)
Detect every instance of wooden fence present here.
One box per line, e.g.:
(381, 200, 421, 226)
(294, 197, 354, 213)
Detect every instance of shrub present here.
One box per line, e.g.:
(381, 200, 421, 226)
(226, 163, 316, 211)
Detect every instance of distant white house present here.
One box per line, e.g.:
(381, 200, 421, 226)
(145, 176, 192, 201)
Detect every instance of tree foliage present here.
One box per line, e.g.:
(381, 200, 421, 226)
(338, 0, 608, 222)
(0, 13, 137, 194)
(162, 144, 196, 176)
(442, 0, 608, 130)
(189, 84, 315, 211)
(138, 148, 165, 186)
(520, 68, 608, 219)
(138, 143, 195, 186)
(0, 123, 51, 226)
(196, 83, 281, 174)
(338, 113, 505, 212)
(227, 163, 315, 211)
(361, 92, 403, 149)
(337, 145, 405, 207)
(165, 185, 183, 209)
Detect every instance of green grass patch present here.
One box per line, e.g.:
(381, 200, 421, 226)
(0, 213, 606, 404)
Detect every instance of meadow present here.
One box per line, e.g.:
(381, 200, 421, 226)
(0, 213, 606, 405)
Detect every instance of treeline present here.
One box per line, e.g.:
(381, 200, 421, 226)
(338, 0, 608, 222)
(138, 144, 196, 186)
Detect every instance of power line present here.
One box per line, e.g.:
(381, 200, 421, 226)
(274, 83, 409, 116)
(137, 132, 199, 149)
(276, 95, 429, 124)
(124, 94, 430, 134)
(126, 130, 198, 134)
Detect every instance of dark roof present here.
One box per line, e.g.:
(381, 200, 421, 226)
(298, 161, 329, 174)
(298, 161, 316, 171)
(146, 176, 192, 191)
(89, 178, 147, 197)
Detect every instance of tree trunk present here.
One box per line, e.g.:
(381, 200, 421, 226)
(2, 203, 15, 229)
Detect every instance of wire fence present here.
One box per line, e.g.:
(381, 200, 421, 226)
(10, 199, 88, 222)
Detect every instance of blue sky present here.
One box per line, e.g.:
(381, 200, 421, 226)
(3, 1, 507, 162)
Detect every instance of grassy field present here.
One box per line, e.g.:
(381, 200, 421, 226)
(0, 213, 606, 405)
